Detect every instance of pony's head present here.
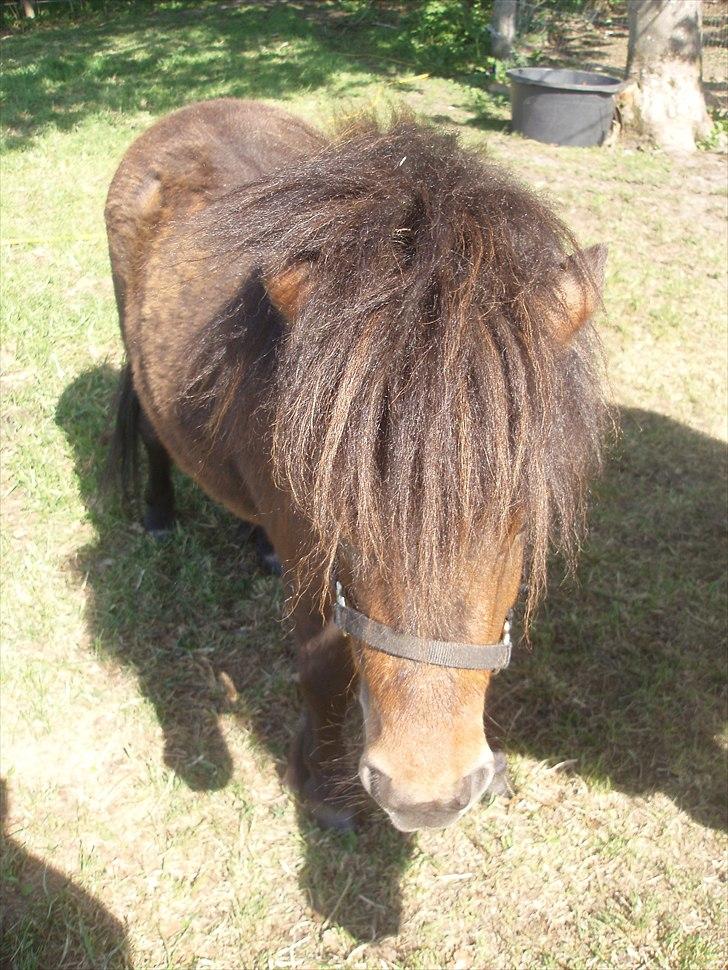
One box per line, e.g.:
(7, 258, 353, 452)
(218, 114, 608, 828)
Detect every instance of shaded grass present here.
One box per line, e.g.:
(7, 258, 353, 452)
(1, 0, 511, 154)
(1, 2, 726, 968)
(492, 407, 727, 831)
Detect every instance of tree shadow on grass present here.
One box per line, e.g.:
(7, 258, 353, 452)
(1, 2, 378, 151)
(0, 779, 131, 970)
(55, 363, 410, 943)
(490, 407, 727, 833)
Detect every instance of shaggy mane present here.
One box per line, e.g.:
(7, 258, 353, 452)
(197, 112, 607, 624)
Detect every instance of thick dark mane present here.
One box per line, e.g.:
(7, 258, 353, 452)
(197, 112, 607, 623)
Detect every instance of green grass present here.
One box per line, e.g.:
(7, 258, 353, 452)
(1, 2, 727, 968)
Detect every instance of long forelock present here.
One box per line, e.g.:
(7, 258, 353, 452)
(203, 112, 608, 623)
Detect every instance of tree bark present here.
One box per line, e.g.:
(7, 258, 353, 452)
(622, 0, 711, 151)
(491, 0, 518, 60)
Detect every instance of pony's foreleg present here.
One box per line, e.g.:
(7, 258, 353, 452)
(287, 622, 358, 831)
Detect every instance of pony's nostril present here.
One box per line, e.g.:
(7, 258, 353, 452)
(469, 762, 495, 798)
(359, 761, 391, 803)
(449, 763, 495, 811)
(452, 778, 473, 811)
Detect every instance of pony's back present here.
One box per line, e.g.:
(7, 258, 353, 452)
(105, 99, 324, 319)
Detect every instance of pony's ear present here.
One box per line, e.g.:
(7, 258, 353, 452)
(552, 243, 607, 343)
(265, 263, 311, 320)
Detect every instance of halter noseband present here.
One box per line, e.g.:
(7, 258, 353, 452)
(332, 581, 513, 672)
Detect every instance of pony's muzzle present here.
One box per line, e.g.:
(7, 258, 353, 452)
(359, 758, 494, 831)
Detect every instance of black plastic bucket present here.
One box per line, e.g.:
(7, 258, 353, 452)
(507, 68, 623, 147)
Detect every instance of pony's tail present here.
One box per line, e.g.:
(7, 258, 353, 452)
(103, 363, 141, 506)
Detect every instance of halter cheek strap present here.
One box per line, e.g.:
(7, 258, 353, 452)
(332, 582, 513, 672)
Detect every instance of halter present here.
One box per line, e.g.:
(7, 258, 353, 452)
(332, 580, 513, 672)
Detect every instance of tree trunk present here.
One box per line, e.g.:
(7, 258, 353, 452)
(491, 0, 518, 59)
(22, 0, 36, 17)
(623, 0, 711, 152)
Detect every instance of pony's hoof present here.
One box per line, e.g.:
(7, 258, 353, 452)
(308, 797, 357, 833)
(286, 767, 357, 832)
(285, 739, 357, 832)
(145, 527, 173, 541)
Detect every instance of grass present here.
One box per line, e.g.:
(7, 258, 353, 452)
(1, 2, 727, 968)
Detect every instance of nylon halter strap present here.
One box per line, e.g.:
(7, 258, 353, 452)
(332, 581, 513, 672)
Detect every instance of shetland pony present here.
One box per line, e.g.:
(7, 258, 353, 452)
(105, 99, 606, 831)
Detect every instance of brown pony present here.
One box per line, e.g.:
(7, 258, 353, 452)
(105, 98, 607, 832)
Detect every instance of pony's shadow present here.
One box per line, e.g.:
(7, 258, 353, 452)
(55, 364, 409, 942)
(56, 367, 726, 946)
(491, 406, 726, 833)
